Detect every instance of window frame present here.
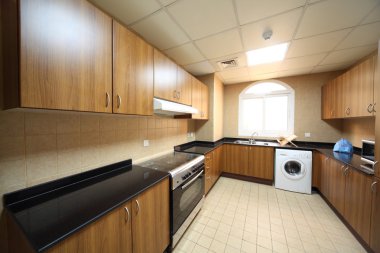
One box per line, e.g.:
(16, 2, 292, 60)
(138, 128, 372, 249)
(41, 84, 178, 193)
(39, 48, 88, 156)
(238, 80, 295, 137)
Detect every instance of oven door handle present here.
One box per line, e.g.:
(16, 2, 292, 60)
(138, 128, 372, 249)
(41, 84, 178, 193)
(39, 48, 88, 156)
(181, 170, 204, 190)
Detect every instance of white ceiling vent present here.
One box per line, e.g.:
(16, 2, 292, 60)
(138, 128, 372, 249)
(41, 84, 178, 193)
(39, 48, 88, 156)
(217, 58, 239, 70)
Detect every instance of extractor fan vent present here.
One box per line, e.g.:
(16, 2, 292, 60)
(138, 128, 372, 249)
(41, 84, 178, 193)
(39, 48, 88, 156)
(217, 58, 239, 70)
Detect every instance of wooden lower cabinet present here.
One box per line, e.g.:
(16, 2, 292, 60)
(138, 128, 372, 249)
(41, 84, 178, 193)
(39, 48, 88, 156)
(247, 146, 274, 180)
(344, 168, 373, 244)
(319, 155, 330, 199)
(205, 146, 224, 195)
(312, 151, 322, 188)
(46, 179, 169, 253)
(370, 177, 380, 252)
(328, 158, 346, 215)
(224, 144, 249, 175)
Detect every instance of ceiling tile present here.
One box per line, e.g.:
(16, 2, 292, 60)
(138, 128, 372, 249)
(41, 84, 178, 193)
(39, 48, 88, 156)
(248, 62, 281, 75)
(311, 62, 352, 73)
(241, 9, 302, 50)
(90, 0, 161, 25)
(157, 0, 177, 6)
(362, 4, 380, 24)
(167, 0, 237, 40)
(321, 44, 378, 65)
(235, 0, 306, 25)
(223, 75, 253, 85)
(275, 67, 313, 78)
(130, 10, 189, 50)
(184, 61, 215, 76)
(164, 43, 205, 65)
(250, 73, 279, 82)
(336, 22, 380, 50)
(278, 54, 326, 71)
(218, 67, 249, 80)
(287, 29, 351, 58)
(296, 0, 378, 38)
(195, 29, 243, 59)
(210, 53, 248, 71)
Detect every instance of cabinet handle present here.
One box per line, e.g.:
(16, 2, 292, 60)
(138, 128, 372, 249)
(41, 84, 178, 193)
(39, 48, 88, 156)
(324, 157, 329, 162)
(106, 92, 110, 108)
(367, 104, 373, 113)
(345, 107, 350, 115)
(117, 95, 121, 108)
(343, 167, 349, 176)
(177, 91, 181, 99)
(135, 200, 140, 215)
(371, 181, 378, 193)
(173, 90, 177, 99)
(124, 207, 130, 223)
(340, 165, 345, 173)
(373, 103, 376, 113)
(330, 110, 333, 116)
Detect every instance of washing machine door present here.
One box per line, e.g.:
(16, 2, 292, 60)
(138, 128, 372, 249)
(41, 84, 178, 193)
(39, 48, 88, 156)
(281, 159, 306, 180)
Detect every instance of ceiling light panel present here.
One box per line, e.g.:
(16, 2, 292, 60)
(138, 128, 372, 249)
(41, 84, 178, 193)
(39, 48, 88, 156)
(89, 0, 160, 25)
(130, 10, 189, 50)
(164, 43, 205, 65)
(235, 0, 306, 25)
(195, 29, 243, 59)
(246, 43, 289, 66)
(287, 29, 351, 58)
(167, 0, 237, 40)
(296, 0, 378, 39)
(242, 9, 302, 51)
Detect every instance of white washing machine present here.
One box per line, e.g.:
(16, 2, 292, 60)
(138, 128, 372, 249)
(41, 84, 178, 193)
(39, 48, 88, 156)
(275, 149, 312, 194)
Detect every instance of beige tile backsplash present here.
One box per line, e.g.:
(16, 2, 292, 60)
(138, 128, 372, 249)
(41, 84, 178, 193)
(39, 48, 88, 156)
(0, 110, 195, 210)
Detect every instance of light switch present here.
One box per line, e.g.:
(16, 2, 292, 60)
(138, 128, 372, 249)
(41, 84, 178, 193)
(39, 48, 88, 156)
(304, 133, 311, 138)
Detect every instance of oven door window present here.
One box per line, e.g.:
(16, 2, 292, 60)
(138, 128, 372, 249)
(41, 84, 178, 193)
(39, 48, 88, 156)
(172, 170, 204, 234)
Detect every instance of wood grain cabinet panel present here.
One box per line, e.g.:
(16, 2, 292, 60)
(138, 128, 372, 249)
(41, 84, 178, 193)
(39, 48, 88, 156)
(344, 168, 373, 244)
(370, 177, 380, 252)
(247, 146, 274, 180)
(176, 67, 192, 105)
(328, 159, 346, 215)
(320, 155, 330, 199)
(153, 49, 177, 102)
(191, 77, 209, 120)
(113, 21, 153, 115)
(224, 144, 249, 175)
(312, 151, 322, 189)
(47, 202, 132, 253)
(205, 152, 214, 195)
(19, 0, 113, 112)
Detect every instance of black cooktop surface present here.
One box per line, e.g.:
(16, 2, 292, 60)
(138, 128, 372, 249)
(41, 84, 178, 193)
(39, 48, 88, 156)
(139, 152, 202, 172)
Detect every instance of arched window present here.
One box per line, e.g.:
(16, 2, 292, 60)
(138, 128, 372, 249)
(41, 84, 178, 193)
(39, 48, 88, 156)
(238, 80, 294, 137)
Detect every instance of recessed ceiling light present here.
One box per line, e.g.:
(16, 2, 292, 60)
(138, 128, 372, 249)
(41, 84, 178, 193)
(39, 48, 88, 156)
(246, 43, 289, 66)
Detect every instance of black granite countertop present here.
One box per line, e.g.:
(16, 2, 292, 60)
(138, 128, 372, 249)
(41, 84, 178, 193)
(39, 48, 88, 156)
(4, 160, 169, 252)
(175, 138, 373, 175)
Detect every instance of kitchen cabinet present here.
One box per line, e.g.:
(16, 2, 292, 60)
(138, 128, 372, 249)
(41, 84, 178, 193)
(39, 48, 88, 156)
(319, 155, 330, 200)
(153, 50, 192, 105)
(6, 0, 113, 112)
(370, 177, 380, 252)
(47, 202, 133, 253)
(328, 159, 346, 215)
(113, 21, 153, 115)
(344, 168, 373, 244)
(224, 144, 249, 175)
(191, 77, 209, 120)
(312, 151, 322, 189)
(322, 54, 376, 119)
(39, 179, 169, 253)
(205, 146, 224, 195)
(247, 146, 274, 180)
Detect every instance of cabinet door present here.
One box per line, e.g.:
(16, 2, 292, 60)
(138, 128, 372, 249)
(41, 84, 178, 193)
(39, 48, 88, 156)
(191, 77, 202, 119)
(328, 159, 346, 214)
(132, 178, 170, 253)
(176, 67, 192, 106)
(154, 49, 177, 102)
(48, 202, 132, 253)
(320, 155, 330, 199)
(20, 0, 112, 113)
(113, 21, 153, 115)
(322, 81, 333, 119)
(374, 54, 379, 117)
(334, 75, 345, 118)
(370, 177, 380, 252)
(224, 145, 249, 175)
(312, 151, 322, 189)
(201, 83, 209, 119)
(247, 146, 274, 180)
(213, 146, 224, 179)
(344, 168, 372, 244)
(205, 152, 214, 194)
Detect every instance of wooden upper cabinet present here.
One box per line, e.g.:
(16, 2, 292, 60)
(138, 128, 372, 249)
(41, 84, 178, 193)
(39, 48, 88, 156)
(247, 146, 274, 180)
(132, 178, 170, 253)
(322, 81, 334, 119)
(355, 56, 375, 117)
(191, 78, 209, 120)
(154, 49, 177, 101)
(113, 21, 153, 115)
(370, 177, 380, 252)
(224, 144, 249, 175)
(344, 168, 373, 244)
(176, 67, 192, 105)
(19, 0, 112, 112)
(201, 83, 209, 119)
(47, 202, 132, 253)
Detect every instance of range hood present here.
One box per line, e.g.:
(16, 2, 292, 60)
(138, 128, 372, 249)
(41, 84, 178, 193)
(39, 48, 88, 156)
(153, 98, 198, 116)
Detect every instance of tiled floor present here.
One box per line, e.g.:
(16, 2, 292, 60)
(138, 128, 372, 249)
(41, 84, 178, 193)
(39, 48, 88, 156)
(173, 177, 366, 253)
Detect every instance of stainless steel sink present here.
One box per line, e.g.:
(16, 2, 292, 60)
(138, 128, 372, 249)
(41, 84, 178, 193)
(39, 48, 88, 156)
(233, 140, 280, 147)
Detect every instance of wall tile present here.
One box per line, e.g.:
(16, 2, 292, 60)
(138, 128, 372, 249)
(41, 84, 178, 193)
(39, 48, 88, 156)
(126, 117, 139, 130)
(25, 112, 56, 135)
(139, 117, 148, 130)
(148, 118, 156, 129)
(0, 111, 24, 137)
(80, 114, 99, 133)
(0, 160, 26, 189)
(0, 136, 25, 162)
(57, 114, 80, 134)
(80, 132, 100, 167)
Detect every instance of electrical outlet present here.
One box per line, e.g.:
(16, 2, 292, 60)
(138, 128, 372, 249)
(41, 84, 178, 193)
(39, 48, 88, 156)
(305, 133, 311, 138)
(143, 140, 149, 147)
(190, 132, 194, 137)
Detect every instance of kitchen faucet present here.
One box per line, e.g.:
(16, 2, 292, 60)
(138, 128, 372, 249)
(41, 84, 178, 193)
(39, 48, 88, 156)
(249, 132, 258, 144)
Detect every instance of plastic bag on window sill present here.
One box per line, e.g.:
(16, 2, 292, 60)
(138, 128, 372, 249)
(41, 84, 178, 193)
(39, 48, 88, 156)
(333, 138, 353, 154)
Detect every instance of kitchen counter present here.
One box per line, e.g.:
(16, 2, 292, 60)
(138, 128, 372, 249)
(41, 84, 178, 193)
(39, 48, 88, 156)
(4, 159, 169, 252)
(175, 138, 373, 175)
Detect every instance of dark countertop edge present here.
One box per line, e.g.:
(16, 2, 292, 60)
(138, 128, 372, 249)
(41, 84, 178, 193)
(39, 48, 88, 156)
(3, 160, 170, 252)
